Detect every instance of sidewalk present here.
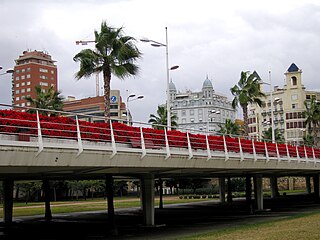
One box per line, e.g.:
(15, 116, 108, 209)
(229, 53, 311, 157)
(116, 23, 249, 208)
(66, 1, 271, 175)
(1, 194, 320, 239)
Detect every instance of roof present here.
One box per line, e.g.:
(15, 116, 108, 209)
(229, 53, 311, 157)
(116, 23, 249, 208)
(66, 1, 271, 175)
(287, 63, 299, 72)
(169, 80, 176, 91)
(202, 75, 213, 89)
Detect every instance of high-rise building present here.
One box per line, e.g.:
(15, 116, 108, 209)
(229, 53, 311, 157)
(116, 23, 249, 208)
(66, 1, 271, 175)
(248, 63, 320, 145)
(13, 50, 57, 110)
(169, 76, 236, 133)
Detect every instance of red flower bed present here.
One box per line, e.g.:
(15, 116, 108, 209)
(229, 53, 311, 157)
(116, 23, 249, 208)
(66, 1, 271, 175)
(1, 110, 320, 160)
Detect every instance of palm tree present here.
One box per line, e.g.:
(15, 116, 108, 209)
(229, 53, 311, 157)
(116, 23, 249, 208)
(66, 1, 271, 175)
(73, 21, 142, 119)
(303, 134, 314, 147)
(148, 105, 178, 130)
(262, 127, 285, 143)
(26, 85, 64, 116)
(231, 71, 265, 135)
(304, 98, 320, 146)
(217, 119, 241, 136)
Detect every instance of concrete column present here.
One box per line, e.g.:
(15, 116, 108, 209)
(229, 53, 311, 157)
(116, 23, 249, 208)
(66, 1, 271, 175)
(254, 176, 264, 210)
(289, 177, 294, 191)
(141, 174, 155, 226)
(43, 180, 52, 222)
(245, 175, 253, 213)
(159, 178, 163, 209)
(227, 177, 232, 203)
(3, 179, 14, 225)
(313, 174, 319, 203)
(218, 177, 225, 203)
(270, 176, 279, 198)
(306, 176, 311, 194)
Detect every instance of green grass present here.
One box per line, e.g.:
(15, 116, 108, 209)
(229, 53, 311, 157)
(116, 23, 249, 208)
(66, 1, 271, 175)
(178, 211, 320, 240)
(0, 196, 209, 218)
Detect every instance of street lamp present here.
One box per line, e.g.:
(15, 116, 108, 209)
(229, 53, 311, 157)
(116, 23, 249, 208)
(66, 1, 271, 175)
(259, 71, 281, 143)
(207, 109, 220, 134)
(126, 92, 144, 125)
(0, 68, 14, 76)
(141, 27, 179, 130)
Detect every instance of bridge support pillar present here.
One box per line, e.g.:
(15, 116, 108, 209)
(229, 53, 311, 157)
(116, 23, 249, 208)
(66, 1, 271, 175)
(141, 174, 155, 226)
(254, 176, 263, 211)
(3, 179, 14, 225)
(227, 177, 232, 203)
(313, 174, 319, 203)
(306, 176, 311, 195)
(219, 177, 225, 203)
(245, 175, 253, 213)
(270, 176, 279, 198)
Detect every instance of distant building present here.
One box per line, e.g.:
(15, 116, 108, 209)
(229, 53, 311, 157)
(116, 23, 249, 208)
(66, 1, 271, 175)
(169, 76, 236, 133)
(248, 63, 320, 145)
(13, 50, 57, 110)
(63, 90, 128, 123)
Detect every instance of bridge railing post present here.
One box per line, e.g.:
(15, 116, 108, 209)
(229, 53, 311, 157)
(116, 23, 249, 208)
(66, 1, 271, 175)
(265, 141, 269, 162)
(76, 115, 83, 156)
(304, 146, 308, 163)
(313, 147, 316, 166)
(187, 132, 193, 160)
(286, 143, 291, 162)
(296, 145, 300, 163)
(109, 120, 117, 159)
(140, 127, 146, 159)
(239, 137, 244, 162)
(206, 135, 211, 161)
(36, 110, 43, 155)
(276, 143, 280, 162)
(223, 135, 229, 161)
(164, 128, 170, 160)
(252, 139, 257, 162)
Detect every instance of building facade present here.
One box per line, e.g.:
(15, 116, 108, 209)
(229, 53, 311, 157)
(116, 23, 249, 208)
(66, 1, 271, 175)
(13, 50, 57, 110)
(169, 76, 236, 133)
(63, 90, 129, 123)
(248, 63, 320, 145)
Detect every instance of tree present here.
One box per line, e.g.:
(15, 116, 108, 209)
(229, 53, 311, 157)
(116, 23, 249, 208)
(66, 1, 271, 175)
(26, 85, 64, 116)
(230, 71, 265, 135)
(304, 98, 320, 146)
(73, 21, 142, 119)
(303, 134, 314, 147)
(148, 105, 178, 130)
(218, 119, 241, 136)
(262, 127, 285, 143)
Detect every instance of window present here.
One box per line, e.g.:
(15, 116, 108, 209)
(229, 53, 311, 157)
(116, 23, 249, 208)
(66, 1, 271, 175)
(21, 82, 25, 86)
(15, 90, 20, 94)
(27, 81, 31, 85)
(27, 88, 31, 92)
(21, 89, 25, 93)
(190, 118, 194, 123)
(27, 102, 31, 106)
(292, 104, 297, 109)
(21, 69, 25, 73)
(27, 67, 30, 71)
(21, 75, 25, 80)
(291, 76, 297, 86)
(40, 68, 48, 73)
(15, 97, 20, 101)
(190, 109, 194, 115)
(15, 83, 19, 87)
(182, 110, 186, 116)
(40, 82, 48, 86)
(26, 74, 31, 79)
(15, 76, 19, 81)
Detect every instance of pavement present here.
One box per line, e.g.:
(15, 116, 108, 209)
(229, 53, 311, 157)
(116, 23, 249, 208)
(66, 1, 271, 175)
(1, 194, 320, 240)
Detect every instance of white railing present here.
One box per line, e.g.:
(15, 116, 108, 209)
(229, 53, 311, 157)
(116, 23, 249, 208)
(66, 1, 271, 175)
(0, 104, 320, 164)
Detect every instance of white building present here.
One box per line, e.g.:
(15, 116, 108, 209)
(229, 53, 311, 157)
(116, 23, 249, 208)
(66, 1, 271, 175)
(248, 63, 320, 145)
(169, 76, 236, 133)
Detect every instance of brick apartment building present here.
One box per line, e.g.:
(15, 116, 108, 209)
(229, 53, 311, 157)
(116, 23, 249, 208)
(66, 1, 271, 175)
(12, 50, 57, 110)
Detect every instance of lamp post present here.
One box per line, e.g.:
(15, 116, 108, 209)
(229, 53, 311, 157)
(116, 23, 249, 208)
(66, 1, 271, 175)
(260, 71, 280, 143)
(206, 109, 220, 134)
(126, 92, 144, 125)
(141, 27, 179, 130)
(0, 68, 14, 76)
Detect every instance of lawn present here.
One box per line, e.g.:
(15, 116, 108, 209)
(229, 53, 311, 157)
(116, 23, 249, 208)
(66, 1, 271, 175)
(180, 211, 320, 240)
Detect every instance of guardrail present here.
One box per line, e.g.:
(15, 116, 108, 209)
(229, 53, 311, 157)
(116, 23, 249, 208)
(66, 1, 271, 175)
(0, 106, 320, 164)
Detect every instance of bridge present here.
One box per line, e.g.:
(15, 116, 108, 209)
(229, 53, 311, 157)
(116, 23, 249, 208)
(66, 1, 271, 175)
(1, 105, 320, 227)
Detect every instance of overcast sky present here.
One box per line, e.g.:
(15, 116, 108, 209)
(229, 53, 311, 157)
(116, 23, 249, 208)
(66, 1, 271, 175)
(1, 0, 320, 122)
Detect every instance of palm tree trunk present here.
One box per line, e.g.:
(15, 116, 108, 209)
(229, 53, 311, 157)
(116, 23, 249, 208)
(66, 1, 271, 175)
(242, 104, 249, 136)
(103, 68, 112, 120)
